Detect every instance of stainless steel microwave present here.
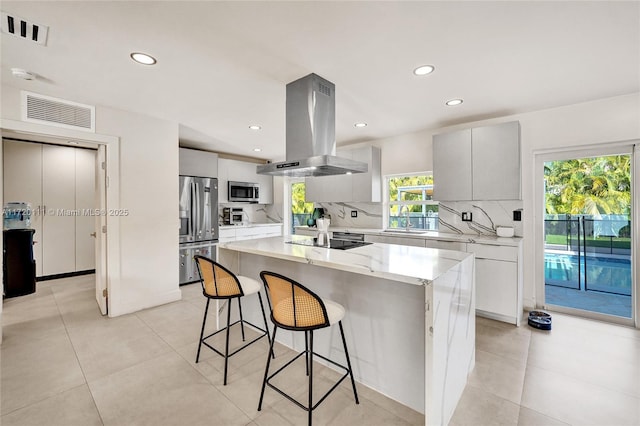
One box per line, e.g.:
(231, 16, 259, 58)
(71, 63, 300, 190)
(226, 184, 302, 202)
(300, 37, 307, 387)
(228, 181, 259, 203)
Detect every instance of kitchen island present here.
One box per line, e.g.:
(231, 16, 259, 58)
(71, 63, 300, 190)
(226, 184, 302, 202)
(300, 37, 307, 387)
(218, 236, 475, 426)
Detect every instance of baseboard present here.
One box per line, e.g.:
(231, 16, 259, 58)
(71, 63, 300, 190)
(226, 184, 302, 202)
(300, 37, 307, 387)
(36, 269, 95, 282)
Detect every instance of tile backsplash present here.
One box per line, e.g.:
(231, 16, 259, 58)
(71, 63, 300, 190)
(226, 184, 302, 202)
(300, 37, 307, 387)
(438, 200, 524, 237)
(316, 202, 383, 229)
(218, 203, 283, 225)
(220, 199, 522, 238)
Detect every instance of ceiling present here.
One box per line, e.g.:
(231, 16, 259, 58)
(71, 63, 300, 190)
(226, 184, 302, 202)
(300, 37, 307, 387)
(1, 1, 638, 161)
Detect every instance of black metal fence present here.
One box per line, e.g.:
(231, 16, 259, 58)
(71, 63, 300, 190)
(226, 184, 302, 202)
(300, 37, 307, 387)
(544, 216, 632, 296)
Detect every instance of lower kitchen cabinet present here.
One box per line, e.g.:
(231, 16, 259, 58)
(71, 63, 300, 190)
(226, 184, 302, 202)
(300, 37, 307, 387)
(424, 239, 467, 251)
(218, 224, 283, 243)
(295, 227, 524, 325)
(467, 243, 522, 325)
(364, 234, 426, 247)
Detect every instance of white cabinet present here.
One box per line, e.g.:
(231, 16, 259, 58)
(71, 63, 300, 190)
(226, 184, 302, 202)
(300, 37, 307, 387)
(75, 148, 96, 271)
(433, 121, 521, 201)
(305, 146, 381, 202)
(179, 148, 218, 178)
(432, 129, 472, 201)
(467, 242, 522, 325)
(218, 228, 237, 243)
(218, 224, 283, 243)
(218, 158, 273, 204)
(3, 139, 44, 275)
(3, 140, 96, 277)
(42, 145, 77, 275)
(255, 171, 273, 204)
(471, 122, 521, 200)
(364, 234, 426, 247)
(424, 239, 467, 252)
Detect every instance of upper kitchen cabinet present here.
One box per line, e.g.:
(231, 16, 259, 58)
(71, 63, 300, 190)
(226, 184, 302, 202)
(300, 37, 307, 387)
(179, 147, 218, 178)
(433, 121, 521, 201)
(432, 129, 473, 201)
(471, 121, 521, 200)
(305, 146, 382, 202)
(218, 157, 273, 204)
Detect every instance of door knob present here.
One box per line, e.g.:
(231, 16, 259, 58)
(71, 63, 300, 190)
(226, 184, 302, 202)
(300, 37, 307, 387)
(90, 232, 97, 237)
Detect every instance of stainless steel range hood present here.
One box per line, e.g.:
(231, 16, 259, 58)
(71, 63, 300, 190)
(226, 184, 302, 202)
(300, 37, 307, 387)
(257, 73, 368, 177)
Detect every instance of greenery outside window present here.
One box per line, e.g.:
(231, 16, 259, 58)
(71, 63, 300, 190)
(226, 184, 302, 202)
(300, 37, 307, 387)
(291, 180, 314, 233)
(386, 174, 438, 230)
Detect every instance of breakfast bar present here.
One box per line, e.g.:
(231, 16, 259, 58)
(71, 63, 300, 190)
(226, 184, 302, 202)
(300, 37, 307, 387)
(218, 236, 475, 425)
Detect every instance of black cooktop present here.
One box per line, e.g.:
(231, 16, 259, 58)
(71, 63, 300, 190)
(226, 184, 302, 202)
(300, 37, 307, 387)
(328, 239, 372, 250)
(286, 237, 372, 250)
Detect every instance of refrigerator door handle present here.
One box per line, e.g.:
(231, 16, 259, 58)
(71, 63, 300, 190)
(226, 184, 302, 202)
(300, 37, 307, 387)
(189, 181, 196, 241)
(195, 181, 201, 239)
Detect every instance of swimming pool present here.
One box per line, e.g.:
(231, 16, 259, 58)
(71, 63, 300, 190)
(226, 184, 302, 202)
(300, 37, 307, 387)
(545, 252, 632, 296)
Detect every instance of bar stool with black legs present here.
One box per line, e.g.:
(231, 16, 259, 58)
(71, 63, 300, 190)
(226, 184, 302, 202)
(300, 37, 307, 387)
(194, 255, 272, 385)
(257, 271, 359, 426)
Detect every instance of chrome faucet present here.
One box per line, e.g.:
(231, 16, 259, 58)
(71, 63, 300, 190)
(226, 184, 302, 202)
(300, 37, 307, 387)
(401, 205, 412, 230)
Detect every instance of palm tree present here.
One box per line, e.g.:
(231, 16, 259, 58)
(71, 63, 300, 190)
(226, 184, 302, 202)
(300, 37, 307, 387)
(544, 155, 631, 217)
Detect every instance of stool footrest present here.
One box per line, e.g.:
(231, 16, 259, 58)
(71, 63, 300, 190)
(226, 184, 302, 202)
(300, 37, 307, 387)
(265, 349, 352, 412)
(201, 319, 269, 359)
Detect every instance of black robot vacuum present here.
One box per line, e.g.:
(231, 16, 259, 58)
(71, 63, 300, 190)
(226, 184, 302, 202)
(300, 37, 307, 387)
(528, 310, 552, 330)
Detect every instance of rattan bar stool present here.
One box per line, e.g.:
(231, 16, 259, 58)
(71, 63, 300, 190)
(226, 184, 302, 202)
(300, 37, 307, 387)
(194, 255, 272, 385)
(257, 271, 359, 426)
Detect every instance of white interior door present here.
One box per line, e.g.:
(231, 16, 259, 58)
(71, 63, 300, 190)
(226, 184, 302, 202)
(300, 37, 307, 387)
(42, 144, 76, 275)
(75, 148, 96, 271)
(2, 140, 44, 276)
(95, 145, 108, 315)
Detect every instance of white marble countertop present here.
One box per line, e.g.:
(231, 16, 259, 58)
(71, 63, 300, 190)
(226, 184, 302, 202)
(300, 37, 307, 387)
(294, 225, 523, 247)
(220, 222, 283, 229)
(219, 235, 472, 286)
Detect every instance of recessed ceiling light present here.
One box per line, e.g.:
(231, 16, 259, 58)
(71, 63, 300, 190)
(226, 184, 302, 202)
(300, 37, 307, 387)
(253, 148, 262, 152)
(249, 125, 261, 130)
(413, 65, 435, 76)
(345, 171, 352, 175)
(130, 52, 157, 65)
(446, 99, 463, 106)
(354, 122, 367, 128)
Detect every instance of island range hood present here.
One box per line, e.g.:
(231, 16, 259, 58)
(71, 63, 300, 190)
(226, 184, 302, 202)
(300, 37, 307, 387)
(257, 73, 368, 177)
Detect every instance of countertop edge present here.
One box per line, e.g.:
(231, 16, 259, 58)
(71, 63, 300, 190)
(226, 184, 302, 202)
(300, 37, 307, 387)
(219, 236, 473, 285)
(294, 226, 523, 247)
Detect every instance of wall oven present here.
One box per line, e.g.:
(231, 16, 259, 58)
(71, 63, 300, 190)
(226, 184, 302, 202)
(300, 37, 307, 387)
(228, 181, 259, 203)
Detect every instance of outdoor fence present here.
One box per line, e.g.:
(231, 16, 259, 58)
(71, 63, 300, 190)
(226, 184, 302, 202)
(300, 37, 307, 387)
(544, 215, 632, 296)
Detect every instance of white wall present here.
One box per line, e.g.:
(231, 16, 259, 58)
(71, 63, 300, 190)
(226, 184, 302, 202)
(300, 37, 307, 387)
(1, 84, 181, 317)
(95, 107, 180, 316)
(344, 93, 640, 309)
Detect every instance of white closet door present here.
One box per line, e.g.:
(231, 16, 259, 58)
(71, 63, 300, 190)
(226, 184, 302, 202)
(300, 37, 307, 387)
(3, 140, 44, 276)
(42, 144, 76, 275)
(75, 148, 96, 271)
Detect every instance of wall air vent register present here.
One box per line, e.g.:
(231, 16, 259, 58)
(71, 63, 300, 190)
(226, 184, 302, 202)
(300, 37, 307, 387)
(22, 91, 96, 132)
(1, 12, 48, 45)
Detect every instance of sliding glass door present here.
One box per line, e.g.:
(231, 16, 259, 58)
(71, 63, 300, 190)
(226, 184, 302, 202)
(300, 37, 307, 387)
(540, 148, 634, 322)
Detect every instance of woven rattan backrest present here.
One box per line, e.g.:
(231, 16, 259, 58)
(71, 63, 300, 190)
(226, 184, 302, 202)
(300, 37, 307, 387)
(195, 256, 243, 298)
(260, 271, 329, 330)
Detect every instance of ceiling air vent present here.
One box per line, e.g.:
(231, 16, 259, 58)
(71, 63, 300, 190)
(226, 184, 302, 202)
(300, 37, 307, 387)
(22, 91, 95, 132)
(1, 12, 49, 46)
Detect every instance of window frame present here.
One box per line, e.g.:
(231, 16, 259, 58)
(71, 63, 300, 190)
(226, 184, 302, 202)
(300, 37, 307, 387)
(384, 172, 439, 231)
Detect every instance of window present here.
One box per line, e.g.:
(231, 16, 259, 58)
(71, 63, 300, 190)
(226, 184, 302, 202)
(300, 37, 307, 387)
(290, 180, 314, 233)
(386, 174, 438, 230)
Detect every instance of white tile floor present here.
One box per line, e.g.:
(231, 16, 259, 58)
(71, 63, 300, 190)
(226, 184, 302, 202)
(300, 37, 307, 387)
(2, 275, 639, 426)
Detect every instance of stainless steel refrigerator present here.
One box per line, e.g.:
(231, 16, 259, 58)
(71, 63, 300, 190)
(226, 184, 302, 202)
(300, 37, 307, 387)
(179, 176, 218, 285)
